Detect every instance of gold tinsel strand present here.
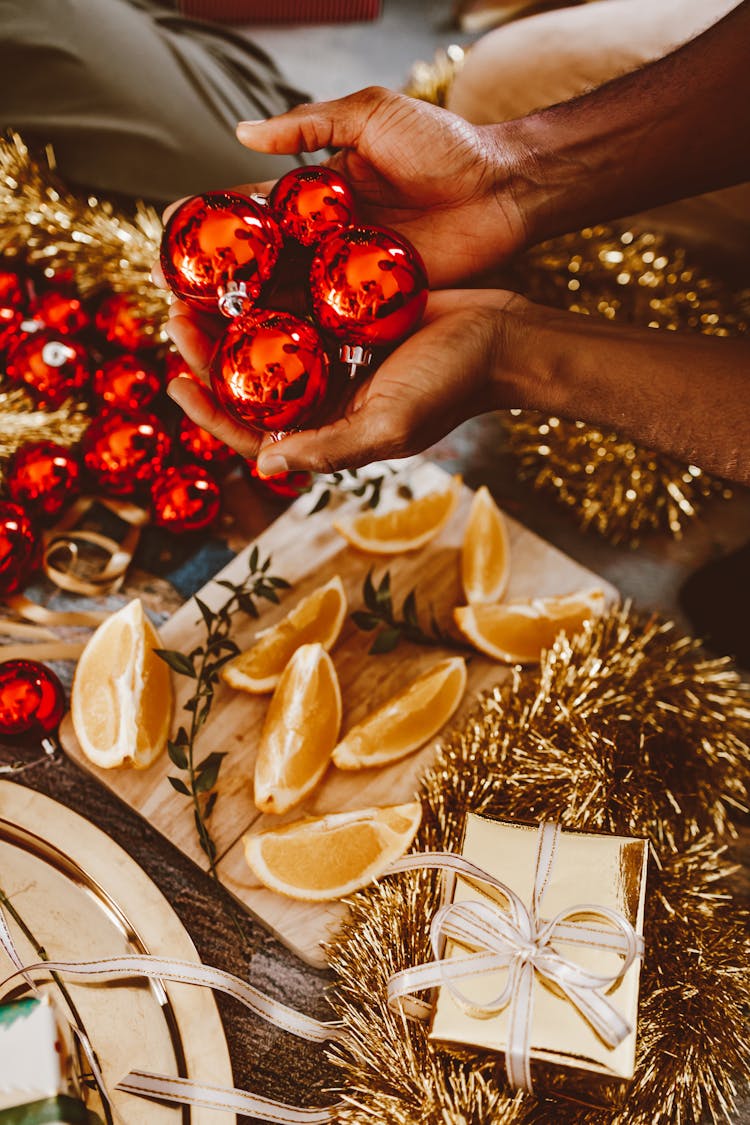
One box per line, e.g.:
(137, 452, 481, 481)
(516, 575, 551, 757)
(0, 388, 90, 482)
(326, 606, 750, 1124)
(0, 131, 167, 340)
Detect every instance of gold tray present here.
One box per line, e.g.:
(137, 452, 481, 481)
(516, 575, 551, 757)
(0, 780, 233, 1124)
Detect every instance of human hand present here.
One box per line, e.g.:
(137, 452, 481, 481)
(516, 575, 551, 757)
(166, 289, 532, 475)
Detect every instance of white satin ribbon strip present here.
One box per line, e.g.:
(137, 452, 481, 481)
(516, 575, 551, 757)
(385, 824, 643, 1094)
(117, 1072, 337, 1124)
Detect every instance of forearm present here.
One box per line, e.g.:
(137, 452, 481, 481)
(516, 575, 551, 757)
(498, 299, 750, 482)
(503, 0, 750, 245)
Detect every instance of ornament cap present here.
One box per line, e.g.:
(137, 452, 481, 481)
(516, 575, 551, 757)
(218, 280, 253, 319)
(340, 342, 373, 380)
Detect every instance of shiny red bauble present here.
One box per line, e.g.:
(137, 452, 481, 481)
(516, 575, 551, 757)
(269, 165, 357, 248)
(160, 191, 283, 314)
(6, 441, 81, 524)
(95, 291, 157, 351)
(247, 459, 311, 499)
(309, 225, 428, 347)
(0, 269, 28, 311)
(0, 501, 39, 597)
(0, 305, 24, 353)
(211, 310, 329, 433)
(4, 330, 90, 409)
(177, 416, 237, 469)
(31, 287, 90, 336)
(0, 659, 66, 740)
(93, 354, 163, 412)
(81, 410, 171, 496)
(150, 464, 221, 532)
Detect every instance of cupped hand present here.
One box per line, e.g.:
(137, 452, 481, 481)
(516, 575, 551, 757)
(166, 289, 530, 476)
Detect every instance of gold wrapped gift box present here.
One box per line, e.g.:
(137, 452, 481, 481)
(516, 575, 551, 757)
(429, 816, 648, 1108)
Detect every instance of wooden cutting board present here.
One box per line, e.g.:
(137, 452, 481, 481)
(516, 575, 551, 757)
(61, 459, 614, 967)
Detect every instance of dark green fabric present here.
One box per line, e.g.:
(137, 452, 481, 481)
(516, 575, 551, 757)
(0, 1095, 101, 1124)
(0, 0, 309, 202)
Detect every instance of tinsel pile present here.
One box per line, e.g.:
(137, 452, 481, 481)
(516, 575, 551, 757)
(326, 606, 750, 1124)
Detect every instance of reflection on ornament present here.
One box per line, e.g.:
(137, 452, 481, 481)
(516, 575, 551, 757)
(4, 330, 90, 408)
(94, 291, 158, 351)
(93, 354, 163, 411)
(150, 464, 221, 532)
(160, 191, 282, 315)
(247, 458, 311, 499)
(211, 310, 329, 433)
(0, 658, 65, 739)
(177, 416, 237, 469)
(270, 165, 357, 248)
(31, 287, 90, 335)
(309, 225, 428, 377)
(0, 304, 24, 353)
(6, 440, 81, 523)
(0, 501, 39, 596)
(81, 410, 171, 495)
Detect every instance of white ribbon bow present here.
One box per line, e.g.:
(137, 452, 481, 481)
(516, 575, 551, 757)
(386, 822, 644, 1093)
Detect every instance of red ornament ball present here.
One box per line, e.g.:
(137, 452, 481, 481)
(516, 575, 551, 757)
(93, 354, 163, 411)
(160, 191, 282, 314)
(0, 659, 66, 740)
(247, 459, 311, 498)
(0, 501, 39, 597)
(210, 310, 329, 433)
(31, 287, 90, 336)
(94, 291, 157, 351)
(269, 165, 357, 248)
(165, 348, 200, 384)
(0, 304, 24, 354)
(177, 416, 237, 469)
(81, 410, 171, 495)
(0, 269, 28, 311)
(6, 441, 81, 524)
(4, 330, 90, 409)
(150, 465, 221, 532)
(309, 225, 428, 346)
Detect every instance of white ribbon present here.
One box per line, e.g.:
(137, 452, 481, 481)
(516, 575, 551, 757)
(385, 822, 643, 1094)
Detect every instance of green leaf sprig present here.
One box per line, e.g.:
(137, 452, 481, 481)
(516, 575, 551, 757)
(155, 546, 290, 873)
(307, 467, 411, 515)
(351, 569, 471, 655)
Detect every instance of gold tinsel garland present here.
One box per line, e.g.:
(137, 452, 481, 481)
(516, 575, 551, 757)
(0, 131, 166, 339)
(326, 606, 750, 1125)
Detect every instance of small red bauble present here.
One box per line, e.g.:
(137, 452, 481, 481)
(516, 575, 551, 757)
(94, 291, 157, 351)
(160, 191, 283, 315)
(6, 440, 81, 524)
(4, 330, 90, 409)
(309, 225, 428, 377)
(0, 501, 39, 597)
(269, 165, 357, 248)
(150, 465, 221, 532)
(0, 659, 66, 740)
(247, 459, 311, 498)
(177, 416, 237, 469)
(81, 410, 171, 495)
(31, 287, 90, 336)
(210, 310, 329, 433)
(93, 354, 163, 411)
(0, 304, 24, 353)
(0, 269, 28, 311)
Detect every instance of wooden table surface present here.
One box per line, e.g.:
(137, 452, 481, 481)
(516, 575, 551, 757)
(3, 411, 749, 1123)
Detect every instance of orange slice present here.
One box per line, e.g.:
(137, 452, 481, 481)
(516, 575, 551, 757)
(70, 599, 173, 769)
(221, 575, 346, 694)
(454, 589, 606, 665)
(333, 657, 467, 770)
(243, 802, 422, 901)
(333, 475, 461, 554)
(253, 642, 342, 815)
(461, 485, 511, 604)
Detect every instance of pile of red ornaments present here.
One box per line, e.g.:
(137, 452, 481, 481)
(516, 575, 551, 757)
(159, 166, 428, 435)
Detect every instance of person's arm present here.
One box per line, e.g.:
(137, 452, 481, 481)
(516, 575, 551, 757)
(168, 291, 750, 484)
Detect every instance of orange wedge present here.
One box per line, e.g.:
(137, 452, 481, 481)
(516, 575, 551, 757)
(243, 802, 422, 901)
(333, 657, 467, 770)
(454, 589, 606, 664)
(221, 575, 347, 694)
(333, 475, 461, 554)
(70, 599, 173, 769)
(253, 642, 342, 815)
(461, 485, 511, 605)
